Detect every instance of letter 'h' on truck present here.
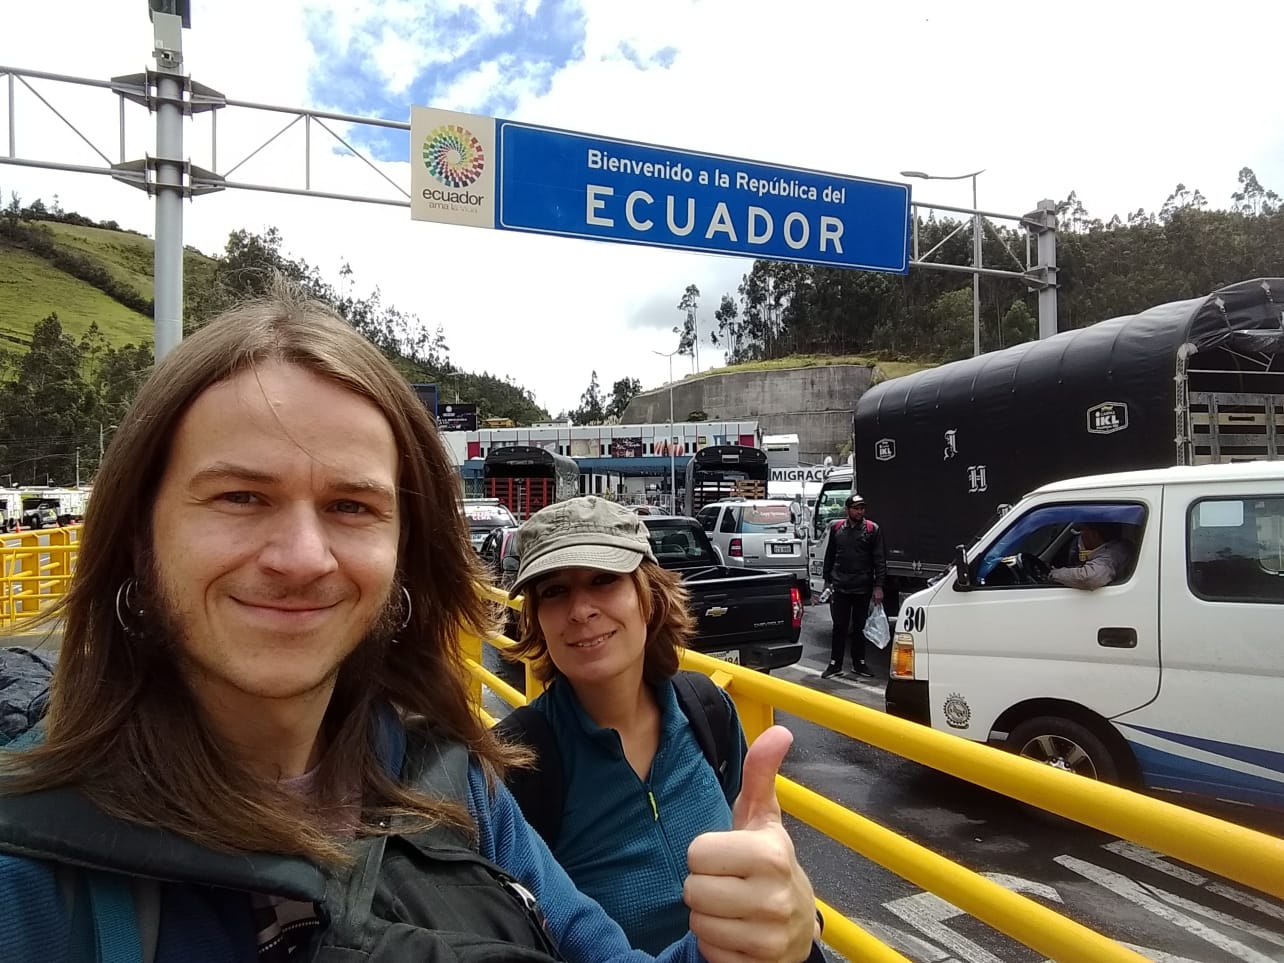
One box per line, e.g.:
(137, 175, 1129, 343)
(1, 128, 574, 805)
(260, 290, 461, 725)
(857, 277, 1284, 603)
(867, 278, 1284, 808)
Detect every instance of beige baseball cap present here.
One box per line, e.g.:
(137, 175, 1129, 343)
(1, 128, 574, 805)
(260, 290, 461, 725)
(509, 496, 656, 597)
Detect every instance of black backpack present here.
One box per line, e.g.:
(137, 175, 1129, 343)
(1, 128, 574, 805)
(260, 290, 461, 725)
(496, 671, 735, 847)
(1, 737, 566, 962)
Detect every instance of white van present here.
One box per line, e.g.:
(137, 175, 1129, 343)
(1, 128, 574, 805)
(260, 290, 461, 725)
(886, 462, 1284, 808)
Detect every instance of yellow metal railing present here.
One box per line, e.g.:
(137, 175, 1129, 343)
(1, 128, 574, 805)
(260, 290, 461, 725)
(9, 552, 1284, 962)
(0, 525, 81, 629)
(463, 585, 1284, 963)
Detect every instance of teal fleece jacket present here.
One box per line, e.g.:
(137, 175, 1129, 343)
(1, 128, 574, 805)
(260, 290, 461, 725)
(531, 677, 748, 954)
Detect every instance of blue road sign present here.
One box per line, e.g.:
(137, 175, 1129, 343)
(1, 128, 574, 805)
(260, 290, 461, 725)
(409, 107, 911, 274)
(497, 123, 910, 274)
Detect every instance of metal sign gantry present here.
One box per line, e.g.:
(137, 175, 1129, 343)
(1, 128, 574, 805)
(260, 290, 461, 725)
(0, 11, 1058, 359)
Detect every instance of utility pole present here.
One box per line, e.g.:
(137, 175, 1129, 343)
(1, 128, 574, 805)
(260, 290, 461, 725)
(652, 347, 681, 514)
(148, 0, 192, 361)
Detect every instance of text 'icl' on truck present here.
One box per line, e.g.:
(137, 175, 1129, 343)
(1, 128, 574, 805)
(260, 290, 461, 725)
(858, 277, 1284, 806)
(855, 276, 1284, 610)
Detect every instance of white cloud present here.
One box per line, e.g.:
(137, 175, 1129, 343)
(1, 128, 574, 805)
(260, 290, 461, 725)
(3, 0, 1283, 416)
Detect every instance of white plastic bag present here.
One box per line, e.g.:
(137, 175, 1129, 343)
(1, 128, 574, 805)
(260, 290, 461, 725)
(863, 601, 891, 649)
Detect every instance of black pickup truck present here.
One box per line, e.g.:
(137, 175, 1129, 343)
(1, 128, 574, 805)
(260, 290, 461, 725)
(483, 515, 803, 671)
(641, 515, 803, 670)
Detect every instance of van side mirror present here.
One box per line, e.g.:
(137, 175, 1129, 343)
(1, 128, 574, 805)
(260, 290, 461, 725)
(501, 556, 519, 574)
(711, 545, 725, 565)
(953, 544, 972, 590)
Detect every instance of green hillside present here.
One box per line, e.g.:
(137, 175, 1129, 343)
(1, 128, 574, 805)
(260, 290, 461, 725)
(40, 222, 161, 303)
(0, 215, 221, 350)
(0, 245, 153, 345)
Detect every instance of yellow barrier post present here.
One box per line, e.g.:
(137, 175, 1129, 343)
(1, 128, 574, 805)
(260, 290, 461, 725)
(458, 629, 484, 708)
(708, 665, 775, 741)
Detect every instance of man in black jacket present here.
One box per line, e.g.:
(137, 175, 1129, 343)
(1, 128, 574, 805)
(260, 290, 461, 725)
(820, 494, 887, 679)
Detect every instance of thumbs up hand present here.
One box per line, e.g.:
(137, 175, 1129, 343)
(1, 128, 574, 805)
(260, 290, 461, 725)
(684, 726, 819, 963)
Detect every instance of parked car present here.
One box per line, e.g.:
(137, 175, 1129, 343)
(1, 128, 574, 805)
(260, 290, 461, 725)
(479, 525, 521, 590)
(463, 499, 517, 552)
(694, 499, 809, 599)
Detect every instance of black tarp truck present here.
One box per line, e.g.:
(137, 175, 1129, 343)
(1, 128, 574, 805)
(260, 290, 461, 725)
(855, 277, 1284, 603)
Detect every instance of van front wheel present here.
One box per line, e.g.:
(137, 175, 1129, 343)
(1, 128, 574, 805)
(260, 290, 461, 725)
(1007, 716, 1120, 784)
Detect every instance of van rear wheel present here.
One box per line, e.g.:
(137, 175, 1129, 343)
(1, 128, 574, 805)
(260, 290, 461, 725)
(1007, 716, 1120, 784)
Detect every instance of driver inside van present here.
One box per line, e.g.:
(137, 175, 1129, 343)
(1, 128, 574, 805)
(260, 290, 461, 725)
(1048, 522, 1131, 590)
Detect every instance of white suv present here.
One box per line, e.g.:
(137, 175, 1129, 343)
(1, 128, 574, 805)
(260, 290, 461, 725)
(695, 500, 809, 597)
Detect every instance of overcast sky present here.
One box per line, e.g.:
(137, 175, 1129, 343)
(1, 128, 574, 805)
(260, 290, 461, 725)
(3, 0, 1282, 415)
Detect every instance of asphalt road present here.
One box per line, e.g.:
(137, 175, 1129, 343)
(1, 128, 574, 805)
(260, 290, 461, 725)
(768, 605, 1284, 963)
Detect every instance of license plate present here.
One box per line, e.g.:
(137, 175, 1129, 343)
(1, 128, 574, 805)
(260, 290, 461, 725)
(704, 649, 741, 665)
(769, 544, 795, 555)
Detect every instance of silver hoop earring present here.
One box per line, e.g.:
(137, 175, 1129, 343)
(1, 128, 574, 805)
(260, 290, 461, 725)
(115, 577, 138, 632)
(398, 585, 412, 632)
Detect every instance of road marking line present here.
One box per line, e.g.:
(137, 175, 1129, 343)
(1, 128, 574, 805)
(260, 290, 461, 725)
(790, 662, 881, 688)
(1057, 855, 1277, 963)
(884, 891, 1005, 963)
(1104, 841, 1284, 924)
(1140, 881, 1284, 949)
(1104, 841, 1206, 886)
(1205, 884, 1284, 925)
(1117, 944, 1204, 963)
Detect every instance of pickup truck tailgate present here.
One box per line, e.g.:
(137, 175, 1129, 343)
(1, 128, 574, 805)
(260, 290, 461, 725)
(682, 567, 801, 669)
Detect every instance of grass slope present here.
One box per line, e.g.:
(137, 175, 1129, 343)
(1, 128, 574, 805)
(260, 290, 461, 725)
(673, 353, 933, 384)
(0, 244, 153, 346)
(41, 222, 161, 303)
(0, 221, 218, 349)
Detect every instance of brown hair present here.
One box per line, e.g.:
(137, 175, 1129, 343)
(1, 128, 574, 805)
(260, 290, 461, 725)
(508, 559, 695, 685)
(0, 278, 514, 863)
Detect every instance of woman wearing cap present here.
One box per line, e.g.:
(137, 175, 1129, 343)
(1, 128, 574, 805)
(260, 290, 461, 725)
(499, 495, 821, 961)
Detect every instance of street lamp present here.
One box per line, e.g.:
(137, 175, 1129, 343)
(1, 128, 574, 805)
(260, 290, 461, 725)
(652, 348, 681, 514)
(901, 168, 986, 357)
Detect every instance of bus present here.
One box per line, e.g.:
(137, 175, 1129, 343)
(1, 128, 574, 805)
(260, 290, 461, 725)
(806, 466, 853, 596)
(684, 445, 769, 516)
(483, 446, 580, 520)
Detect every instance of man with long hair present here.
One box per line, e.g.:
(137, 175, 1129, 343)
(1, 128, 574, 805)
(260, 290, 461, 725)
(0, 283, 818, 963)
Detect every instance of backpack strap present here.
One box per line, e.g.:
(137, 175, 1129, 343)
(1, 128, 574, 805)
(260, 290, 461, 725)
(59, 865, 161, 963)
(85, 871, 142, 963)
(494, 706, 565, 847)
(671, 671, 733, 796)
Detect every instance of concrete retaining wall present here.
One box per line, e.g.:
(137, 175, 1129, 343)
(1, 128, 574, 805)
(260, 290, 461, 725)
(621, 364, 877, 463)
